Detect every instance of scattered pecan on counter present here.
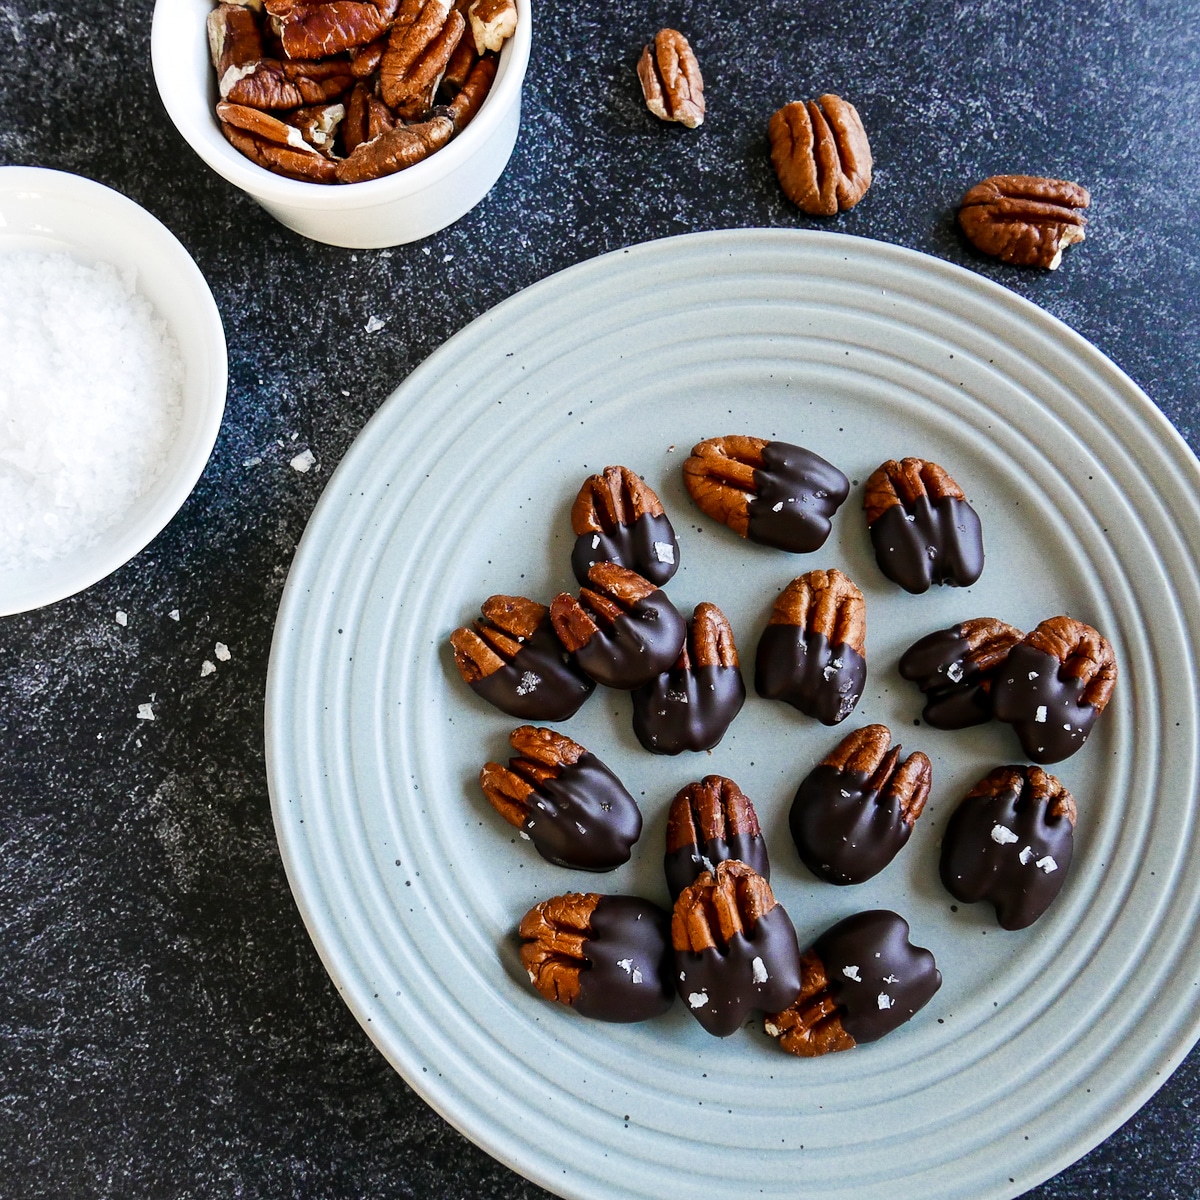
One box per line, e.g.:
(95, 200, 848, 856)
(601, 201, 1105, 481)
(958, 174, 1090, 269)
(768, 94, 872, 215)
(637, 29, 704, 129)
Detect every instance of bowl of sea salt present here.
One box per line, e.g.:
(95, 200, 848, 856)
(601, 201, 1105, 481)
(0, 167, 226, 614)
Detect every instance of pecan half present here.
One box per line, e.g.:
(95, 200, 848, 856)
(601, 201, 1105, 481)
(570, 465, 678, 587)
(664, 775, 767, 899)
(379, 0, 465, 118)
(217, 101, 339, 181)
(264, 0, 400, 58)
(335, 109, 455, 182)
(444, 53, 497, 131)
(637, 29, 704, 129)
(959, 175, 1090, 270)
(468, 0, 516, 53)
(762, 948, 856, 1056)
(768, 94, 872, 216)
(208, 4, 268, 96)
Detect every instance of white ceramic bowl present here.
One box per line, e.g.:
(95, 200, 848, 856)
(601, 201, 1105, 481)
(151, 0, 531, 248)
(0, 166, 227, 616)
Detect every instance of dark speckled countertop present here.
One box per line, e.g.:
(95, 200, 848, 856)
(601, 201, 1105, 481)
(2, 1, 1198, 1196)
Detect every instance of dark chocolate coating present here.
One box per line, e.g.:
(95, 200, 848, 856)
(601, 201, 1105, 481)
(570, 512, 679, 587)
(574, 591, 687, 690)
(573, 896, 675, 1023)
(469, 616, 596, 721)
(630, 664, 746, 755)
(745, 441, 850, 552)
(898, 625, 992, 730)
(990, 644, 1101, 763)
(522, 754, 642, 871)
(940, 776, 1074, 929)
(790, 764, 913, 885)
(755, 625, 866, 726)
(869, 495, 984, 594)
(811, 910, 941, 1044)
(675, 906, 802, 1037)
(664, 834, 770, 901)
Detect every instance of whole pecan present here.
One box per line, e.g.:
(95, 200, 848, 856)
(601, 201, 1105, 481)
(479, 725, 642, 870)
(863, 457, 984, 593)
(789, 724, 931, 885)
(765, 911, 941, 1056)
(379, 0, 466, 118)
(672, 860, 802, 1037)
(768, 94, 872, 216)
(264, 0, 400, 58)
(549, 562, 686, 690)
(899, 617, 1024, 729)
(518, 892, 674, 1022)
(940, 765, 1076, 929)
(468, 0, 517, 53)
(335, 110, 456, 182)
(990, 615, 1117, 763)
(754, 569, 866, 725)
(959, 175, 1090, 270)
(682, 435, 848, 553)
(637, 29, 704, 129)
(570, 465, 678, 587)
(216, 101, 339, 182)
(664, 775, 768, 900)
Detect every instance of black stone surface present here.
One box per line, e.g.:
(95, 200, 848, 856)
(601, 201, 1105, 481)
(1, 0, 1198, 1196)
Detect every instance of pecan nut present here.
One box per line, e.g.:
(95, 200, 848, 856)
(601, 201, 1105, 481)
(637, 29, 704, 129)
(518, 893, 674, 1022)
(754, 569, 866, 725)
(468, 0, 517, 53)
(449, 594, 595, 721)
(264, 0, 400, 58)
(991, 616, 1117, 763)
(379, 0, 466, 118)
(940, 766, 1076, 929)
(664, 775, 768, 900)
(765, 911, 941, 1056)
(863, 458, 984, 593)
(570, 465, 678, 587)
(768, 94, 872, 216)
(630, 602, 746, 754)
(672, 860, 802, 1037)
(682, 435, 848, 553)
(899, 617, 1024, 729)
(959, 175, 1090, 270)
(549, 562, 686, 690)
(479, 725, 642, 870)
(216, 101, 339, 181)
(789, 724, 931, 885)
(335, 109, 456, 182)
(442, 52, 497, 131)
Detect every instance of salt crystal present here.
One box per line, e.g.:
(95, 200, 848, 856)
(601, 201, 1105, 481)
(215, 642, 231, 662)
(688, 991, 709, 1009)
(200, 660, 216, 677)
(137, 702, 155, 721)
(842, 965, 861, 982)
(751, 956, 769, 983)
(115, 611, 128, 626)
(290, 448, 316, 473)
(168, 609, 180, 622)
(365, 315, 386, 334)
(991, 824, 1019, 845)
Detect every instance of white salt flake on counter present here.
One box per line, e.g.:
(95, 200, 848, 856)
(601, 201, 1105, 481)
(115, 611, 128, 626)
(289, 448, 315, 473)
(365, 315, 386, 334)
(215, 642, 231, 662)
(137, 702, 155, 721)
(200, 660, 216, 677)
(168, 609, 180, 621)
(0, 250, 183, 570)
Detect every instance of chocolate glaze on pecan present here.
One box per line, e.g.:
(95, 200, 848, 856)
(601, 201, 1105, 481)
(991, 616, 1117, 763)
(940, 765, 1076, 929)
(664, 776, 769, 900)
(790, 724, 931, 885)
(570, 465, 678, 587)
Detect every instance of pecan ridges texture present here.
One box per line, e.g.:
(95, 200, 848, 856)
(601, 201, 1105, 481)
(958, 174, 1090, 270)
(637, 29, 705, 129)
(768, 95, 872, 216)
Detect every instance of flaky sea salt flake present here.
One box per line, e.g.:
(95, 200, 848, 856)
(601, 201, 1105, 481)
(215, 642, 231, 662)
(200, 660, 216, 677)
(991, 823, 1019, 845)
(115, 611, 127, 626)
(137, 702, 155, 721)
(290, 448, 316, 473)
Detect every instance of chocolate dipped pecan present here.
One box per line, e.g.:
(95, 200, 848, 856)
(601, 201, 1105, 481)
(863, 458, 984, 593)
(790, 724, 931, 885)
(570, 465, 678, 587)
(765, 911, 941, 1056)
(630, 602, 745, 755)
(683, 436, 849, 553)
(940, 766, 1076, 929)
(479, 726, 642, 870)
(550, 563, 686, 690)
(518, 892, 674, 1022)
(672, 860, 802, 1037)
(990, 616, 1117, 763)
(899, 617, 1024, 729)
(449, 594, 595, 721)
(664, 775, 768, 901)
(958, 175, 1089, 270)
(755, 569, 866, 725)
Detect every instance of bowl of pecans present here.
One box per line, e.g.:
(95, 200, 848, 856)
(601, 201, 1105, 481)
(152, 0, 529, 248)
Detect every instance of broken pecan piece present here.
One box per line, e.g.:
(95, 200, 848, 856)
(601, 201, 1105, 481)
(630, 602, 745, 754)
(899, 617, 1024, 729)
(672, 860, 802, 1037)
(664, 775, 768, 900)
(637, 29, 704, 129)
(754, 569, 866, 725)
(863, 458, 984, 593)
(570, 465, 679, 587)
(958, 175, 1090, 270)
(217, 101, 339, 181)
(682, 435, 848, 553)
(990, 616, 1117, 763)
(335, 109, 455, 182)
(449, 594, 595, 721)
(264, 0, 399, 58)
(479, 726, 642, 870)
(380, 0, 466, 118)
(940, 766, 1076, 929)
(467, 0, 516, 53)
(518, 893, 674, 1022)
(768, 94, 872, 216)
(765, 911, 940, 1056)
(549, 562, 686, 690)
(789, 724, 931, 885)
